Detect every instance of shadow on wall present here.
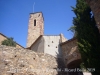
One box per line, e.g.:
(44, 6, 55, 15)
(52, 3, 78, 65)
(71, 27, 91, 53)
(55, 40, 67, 75)
(56, 52, 69, 75)
(57, 39, 84, 75)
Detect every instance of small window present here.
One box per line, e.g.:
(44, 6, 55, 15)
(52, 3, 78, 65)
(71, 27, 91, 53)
(38, 14, 40, 17)
(56, 46, 57, 48)
(34, 19, 36, 26)
(48, 45, 50, 47)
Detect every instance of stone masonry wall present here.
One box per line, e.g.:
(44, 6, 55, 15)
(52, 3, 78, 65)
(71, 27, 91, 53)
(31, 36, 44, 53)
(60, 33, 67, 43)
(61, 38, 81, 67)
(0, 34, 7, 45)
(85, 0, 100, 31)
(0, 45, 59, 75)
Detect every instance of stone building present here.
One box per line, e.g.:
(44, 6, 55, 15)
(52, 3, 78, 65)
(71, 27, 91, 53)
(27, 35, 67, 58)
(0, 11, 92, 75)
(26, 12, 67, 58)
(0, 0, 100, 74)
(26, 12, 91, 75)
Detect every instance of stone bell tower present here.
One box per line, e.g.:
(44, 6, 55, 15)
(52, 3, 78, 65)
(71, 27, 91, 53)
(26, 12, 44, 48)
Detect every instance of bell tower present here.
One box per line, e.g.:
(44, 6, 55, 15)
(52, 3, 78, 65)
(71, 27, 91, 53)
(26, 12, 44, 48)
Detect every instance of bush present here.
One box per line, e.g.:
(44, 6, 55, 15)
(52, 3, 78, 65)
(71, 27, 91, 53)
(1, 37, 16, 47)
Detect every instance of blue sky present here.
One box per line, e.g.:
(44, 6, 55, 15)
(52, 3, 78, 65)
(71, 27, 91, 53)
(0, 0, 76, 48)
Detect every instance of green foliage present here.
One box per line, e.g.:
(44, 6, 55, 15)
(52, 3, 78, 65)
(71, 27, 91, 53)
(1, 37, 16, 47)
(72, 0, 100, 74)
(68, 25, 76, 33)
(68, 25, 77, 37)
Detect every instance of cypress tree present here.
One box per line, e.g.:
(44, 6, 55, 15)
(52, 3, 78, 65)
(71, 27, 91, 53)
(72, 0, 100, 74)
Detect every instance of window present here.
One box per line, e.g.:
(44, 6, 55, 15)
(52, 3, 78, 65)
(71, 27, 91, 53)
(34, 19, 36, 26)
(56, 46, 57, 48)
(38, 14, 40, 17)
(48, 45, 50, 47)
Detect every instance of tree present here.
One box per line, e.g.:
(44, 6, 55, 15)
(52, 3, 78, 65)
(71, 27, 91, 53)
(1, 37, 16, 47)
(68, 25, 77, 37)
(72, 0, 100, 74)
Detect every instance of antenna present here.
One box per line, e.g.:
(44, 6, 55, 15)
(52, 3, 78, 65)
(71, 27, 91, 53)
(33, 2, 35, 13)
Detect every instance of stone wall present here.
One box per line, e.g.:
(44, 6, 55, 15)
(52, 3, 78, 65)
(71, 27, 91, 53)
(60, 38, 81, 67)
(0, 34, 7, 45)
(60, 33, 67, 43)
(30, 35, 62, 58)
(26, 12, 44, 48)
(60, 38, 92, 75)
(16, 44, 24, 48)
(31, 36, 44, 53)
(0, 45, 59, 75)
(85, 0, 100, 31)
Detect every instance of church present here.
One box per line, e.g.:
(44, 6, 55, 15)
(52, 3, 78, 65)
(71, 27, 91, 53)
(26, 12, 67, 58)
(25, 12, 91, 75)
(0, 12, 92, 75)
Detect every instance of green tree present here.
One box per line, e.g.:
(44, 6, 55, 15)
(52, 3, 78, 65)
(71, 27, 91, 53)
(68, 25, 77, 37)
(72, 0, 100, 74)
(2, 37, 16, 47)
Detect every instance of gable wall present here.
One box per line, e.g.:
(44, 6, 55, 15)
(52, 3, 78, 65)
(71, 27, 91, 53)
(31, 36, 44, 53)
